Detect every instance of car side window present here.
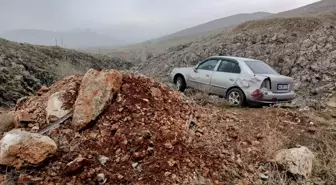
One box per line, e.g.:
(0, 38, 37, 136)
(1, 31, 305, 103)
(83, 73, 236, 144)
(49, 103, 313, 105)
(217, 60, 241, 73)
(197, 59, 218, 71)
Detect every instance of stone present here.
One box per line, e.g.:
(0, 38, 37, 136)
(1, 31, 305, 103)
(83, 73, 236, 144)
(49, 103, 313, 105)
(164, 172, 172, 177)
(274, 146, 314, 178)
(98, 155, 109, 166)
(14, 110, 33, 127)
(133, 151, 146, 160)
(72, 69, 122, 131)
(65, 155, 88, 174)
(0, 129, 57, 168)
(326, 94, 336, 108)
(259, 173, 269, 181)
(150, 87, 162, 99)
(164, 142, 174, 149)
(117, 174, 124, 179)
(17, 174, 43, 184)
(46, 91, 71, 123)
(0, 174, 6, 184)
(97, 173, 107, 184)
(0, 111, 15, 133)
(36, 85, 49, 96)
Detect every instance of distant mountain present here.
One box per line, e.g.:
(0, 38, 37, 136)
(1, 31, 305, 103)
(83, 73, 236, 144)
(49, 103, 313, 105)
(0, 29, 125, 48)
(273, 0, 336, 17)
(156, 12, 273, 41)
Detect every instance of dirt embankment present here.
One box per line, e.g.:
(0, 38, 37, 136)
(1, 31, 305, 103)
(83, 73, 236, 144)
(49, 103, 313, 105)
(0, 38, 132, 108)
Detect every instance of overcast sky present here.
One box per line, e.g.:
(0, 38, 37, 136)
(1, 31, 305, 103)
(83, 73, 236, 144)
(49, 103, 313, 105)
(0, 0, 320, 42)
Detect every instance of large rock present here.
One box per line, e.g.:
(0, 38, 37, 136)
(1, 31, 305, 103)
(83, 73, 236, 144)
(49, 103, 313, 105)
(72, 69, 122, 131)
(0, 111, 15, 134)
(326, 94, 336, 108)
(274, 146, 314, 178)
(0, 129, 57, 168)
(46, 91, 71, 123)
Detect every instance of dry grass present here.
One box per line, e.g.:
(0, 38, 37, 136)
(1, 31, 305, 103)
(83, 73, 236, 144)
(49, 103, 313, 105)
(310, 128, 336, 184)
(51, 59, 85, 80)
(265, 110, 336, 185)
(183, 87, 233, 108)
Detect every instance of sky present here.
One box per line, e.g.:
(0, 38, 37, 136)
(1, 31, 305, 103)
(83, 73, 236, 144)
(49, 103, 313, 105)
(0, 0, 320, 43)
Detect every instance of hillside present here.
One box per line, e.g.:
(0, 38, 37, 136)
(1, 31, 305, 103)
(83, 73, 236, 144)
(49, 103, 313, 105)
(133, 13, 336, 108)
(1, 29, 125, 48)
(0, 38, 132, 107)
(87, 12, 272, 59)
(90, 0, 336, 61)
(274, 0, 336, 18)
(157, 12, 272, 42)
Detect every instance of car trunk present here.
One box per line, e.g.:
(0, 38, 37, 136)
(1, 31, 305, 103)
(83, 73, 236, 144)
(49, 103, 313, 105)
(260, 74, 293, 93)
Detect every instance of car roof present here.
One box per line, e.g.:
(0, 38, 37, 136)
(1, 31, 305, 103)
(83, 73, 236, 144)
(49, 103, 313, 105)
(208, 56, 260, 62)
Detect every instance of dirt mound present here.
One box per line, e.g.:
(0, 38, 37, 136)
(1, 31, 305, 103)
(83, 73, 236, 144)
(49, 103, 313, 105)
(1, 69, 320, 184)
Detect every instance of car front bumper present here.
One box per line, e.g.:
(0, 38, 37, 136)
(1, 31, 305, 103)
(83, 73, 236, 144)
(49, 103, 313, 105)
(169, 72, 175, 83)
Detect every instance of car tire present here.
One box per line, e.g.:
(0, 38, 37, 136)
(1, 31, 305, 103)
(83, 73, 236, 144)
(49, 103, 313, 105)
(226, 88, 245, 107)
(175, 76, 186, 92)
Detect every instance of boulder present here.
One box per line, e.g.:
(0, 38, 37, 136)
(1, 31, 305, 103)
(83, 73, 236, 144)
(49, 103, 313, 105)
(326, 94, 336, 108)
(274, 146, 314, 178)
(0, 111, 15, 133)
(72, 69, 122, 131)
(46, 91, 71, 123)
(14, 110, 33, 127)
(0, 129, 57, 168)
(0, 110, 35, 133)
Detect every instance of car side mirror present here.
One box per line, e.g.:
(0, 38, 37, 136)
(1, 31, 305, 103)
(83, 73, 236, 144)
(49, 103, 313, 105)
(193, 66, 198, 73)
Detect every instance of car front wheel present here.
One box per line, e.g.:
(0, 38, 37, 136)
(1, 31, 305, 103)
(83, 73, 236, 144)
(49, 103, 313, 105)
(227, 88, 245, 107)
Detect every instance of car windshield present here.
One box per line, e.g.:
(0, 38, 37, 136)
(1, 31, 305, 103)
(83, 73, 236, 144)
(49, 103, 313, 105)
(245, 60, 278, 74)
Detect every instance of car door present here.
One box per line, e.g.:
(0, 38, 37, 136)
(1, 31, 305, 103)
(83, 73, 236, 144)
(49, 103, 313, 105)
(210, 59, 241, 96)
(188, 59, 220, 91)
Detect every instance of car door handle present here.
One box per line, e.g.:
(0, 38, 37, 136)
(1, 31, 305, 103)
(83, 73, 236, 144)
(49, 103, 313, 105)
(206, 74, 210, 77)
(229, 78, 235, 81)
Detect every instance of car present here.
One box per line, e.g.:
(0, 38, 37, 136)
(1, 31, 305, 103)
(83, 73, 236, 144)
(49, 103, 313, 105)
(170, 56, 295, 106)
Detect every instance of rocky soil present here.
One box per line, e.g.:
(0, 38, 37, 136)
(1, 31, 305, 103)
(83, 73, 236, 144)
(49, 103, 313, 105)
(133, 13, 336, 108)
(0, 69, 331, 185)
(0, 38, 132, 108)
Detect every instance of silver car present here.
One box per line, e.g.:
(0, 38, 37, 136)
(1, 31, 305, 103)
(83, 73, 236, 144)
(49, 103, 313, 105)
(170, 56, 295, 106)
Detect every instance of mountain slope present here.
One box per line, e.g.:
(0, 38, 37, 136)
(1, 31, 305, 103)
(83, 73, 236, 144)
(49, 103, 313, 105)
(0, 38, 132, 107)
(1, 29, 125, 49)
(133, 13, 336, 107)
(274, 0, 336, 17)
(157, 12, 272, 42)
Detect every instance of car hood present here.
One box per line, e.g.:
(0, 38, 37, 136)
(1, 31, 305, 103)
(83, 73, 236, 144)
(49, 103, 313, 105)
(171, 67, 193, 74)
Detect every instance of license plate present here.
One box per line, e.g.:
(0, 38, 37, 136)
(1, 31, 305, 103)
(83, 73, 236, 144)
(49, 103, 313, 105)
(277, 84, 289, 90)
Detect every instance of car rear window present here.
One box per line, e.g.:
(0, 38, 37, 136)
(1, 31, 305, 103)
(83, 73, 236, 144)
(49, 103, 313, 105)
(245, 60, 278, 74)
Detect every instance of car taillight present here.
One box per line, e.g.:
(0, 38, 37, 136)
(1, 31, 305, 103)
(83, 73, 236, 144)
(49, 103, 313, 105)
(261, 78, 271, 89)
(251, 89, 264, 99)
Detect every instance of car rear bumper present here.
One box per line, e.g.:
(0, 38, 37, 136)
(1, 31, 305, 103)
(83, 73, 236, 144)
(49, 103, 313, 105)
(245, 89, 295, 104)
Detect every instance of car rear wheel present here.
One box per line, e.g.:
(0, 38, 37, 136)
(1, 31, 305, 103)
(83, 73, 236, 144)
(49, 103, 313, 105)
(175, 76, 186, 92)
(227, 88, 245, 107)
